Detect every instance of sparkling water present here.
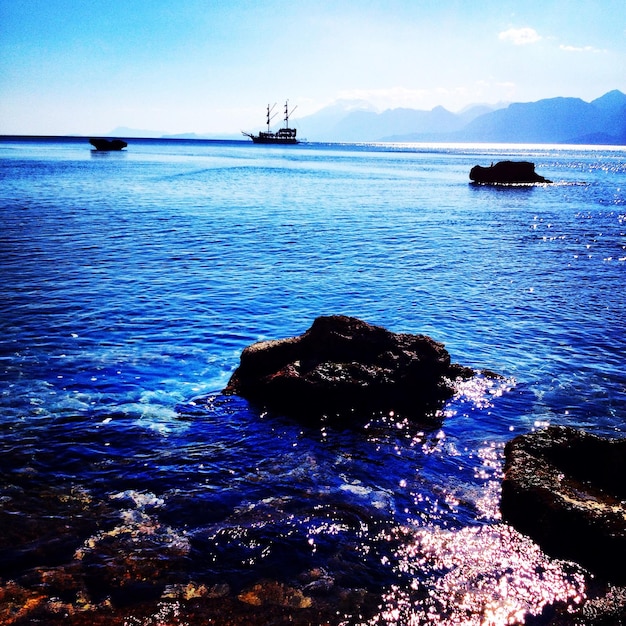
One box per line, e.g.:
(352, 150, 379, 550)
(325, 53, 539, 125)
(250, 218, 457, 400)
(1, 137, 624, 623)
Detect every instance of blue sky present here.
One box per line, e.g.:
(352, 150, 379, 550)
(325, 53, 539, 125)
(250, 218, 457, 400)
(1, 0, 625, 136)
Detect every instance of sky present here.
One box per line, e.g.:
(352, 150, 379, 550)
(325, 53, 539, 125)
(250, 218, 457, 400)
(1, 0, 625, 136)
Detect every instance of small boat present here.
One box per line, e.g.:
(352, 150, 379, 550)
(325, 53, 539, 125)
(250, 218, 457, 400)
(89, 138, 128, 151)
(243, 101, 298, 144)
(470, 160, 551, 184)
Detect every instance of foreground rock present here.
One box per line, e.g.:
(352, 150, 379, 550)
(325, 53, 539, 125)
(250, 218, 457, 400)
(223, 315, 475, 423)
(501, 425, 626, 583)
(470, 160, 552, 184)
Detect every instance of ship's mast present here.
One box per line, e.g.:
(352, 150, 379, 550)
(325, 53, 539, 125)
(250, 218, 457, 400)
(266, 103, 277, 132)
(284, 100, 297, 128)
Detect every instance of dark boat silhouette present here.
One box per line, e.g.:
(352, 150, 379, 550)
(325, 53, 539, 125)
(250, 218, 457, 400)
(89, 138, 128, 151)
(470, 160, 551, 184)
(243, 101, 298, 144)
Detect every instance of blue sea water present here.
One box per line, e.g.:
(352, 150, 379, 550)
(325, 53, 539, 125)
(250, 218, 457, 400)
(0, 137, 624, 624)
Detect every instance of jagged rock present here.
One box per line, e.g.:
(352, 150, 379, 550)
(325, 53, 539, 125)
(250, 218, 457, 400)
(238, 580, 312, 608)
(223, 315, 475, 423)
(470, 160, 552, 184)
(501, 425, 626, 583)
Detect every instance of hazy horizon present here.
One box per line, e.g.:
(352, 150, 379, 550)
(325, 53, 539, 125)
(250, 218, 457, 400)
(1, 0, 625, 136)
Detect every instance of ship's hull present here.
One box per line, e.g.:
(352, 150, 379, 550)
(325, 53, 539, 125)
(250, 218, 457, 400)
(89, 138, 127, 151)
(243, 125, 298, 145)
(249, 135, 298, 145)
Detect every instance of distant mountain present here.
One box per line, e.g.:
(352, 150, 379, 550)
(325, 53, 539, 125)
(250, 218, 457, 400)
(160, 132, 243, 141)
(107, 126, 165, 138)
(104, 91, 625, 144)
(299, 101, 503, 142)
(106, 127, 241, 140)
(294, 100, 377, 141)
(297, 91, 626, 144)
(452, 91, 626, 144)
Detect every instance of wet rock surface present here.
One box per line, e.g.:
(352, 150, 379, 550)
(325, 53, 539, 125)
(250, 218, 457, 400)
(1, 435, 624, 624)
(0, 482, 381, 625)
(223, 315, 475, 423)
(501, 425, 626, 583)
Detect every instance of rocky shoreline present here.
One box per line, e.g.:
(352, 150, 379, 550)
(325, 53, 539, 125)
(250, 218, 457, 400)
(2, 316, 624, 623)
(223, 316, 626, 621)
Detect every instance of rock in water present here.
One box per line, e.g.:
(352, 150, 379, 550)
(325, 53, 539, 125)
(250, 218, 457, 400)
(223, 315, 474, 423)
(469, 160, 552, 184)
(501, 425, 626, 583)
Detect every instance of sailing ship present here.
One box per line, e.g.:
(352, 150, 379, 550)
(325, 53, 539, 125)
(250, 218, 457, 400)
(243, 101, 298, 144)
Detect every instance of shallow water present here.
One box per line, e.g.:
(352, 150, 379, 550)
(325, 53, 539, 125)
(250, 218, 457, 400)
(0, 137, 625, 624)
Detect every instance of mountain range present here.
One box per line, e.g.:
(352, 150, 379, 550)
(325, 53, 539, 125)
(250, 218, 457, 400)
(296, 90, 626, 144)
(108, 90, 626, 145)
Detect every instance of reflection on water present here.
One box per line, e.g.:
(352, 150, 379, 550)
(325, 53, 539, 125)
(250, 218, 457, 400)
(370, 525, 586, 625)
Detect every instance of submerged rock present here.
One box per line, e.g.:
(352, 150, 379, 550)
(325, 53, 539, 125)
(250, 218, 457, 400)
(223, 315, 475, 423)
(470, 160, 552, 184)
(238, 580, 312, 608)
(501, 425, 626, 583)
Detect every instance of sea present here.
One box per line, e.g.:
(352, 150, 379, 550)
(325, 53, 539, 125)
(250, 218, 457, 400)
(0, 136, 624, 625)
